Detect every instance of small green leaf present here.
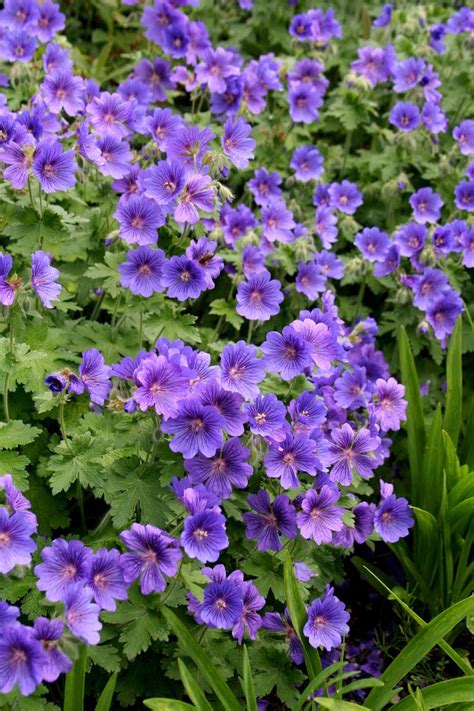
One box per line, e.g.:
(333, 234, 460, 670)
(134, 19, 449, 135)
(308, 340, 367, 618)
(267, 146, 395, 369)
(0, 420, 42, 449)
(144, 700, 195, 711)
(316, 699, 365, 710)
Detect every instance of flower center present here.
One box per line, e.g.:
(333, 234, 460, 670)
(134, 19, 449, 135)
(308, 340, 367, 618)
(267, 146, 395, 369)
(11, 647, 27, 664)
(190, 418, 204, 433)
(215, 598, 227, 610)
(193, 528, 208, 540)
(0, 532, 10, 545)
(61, 564, 77, 579)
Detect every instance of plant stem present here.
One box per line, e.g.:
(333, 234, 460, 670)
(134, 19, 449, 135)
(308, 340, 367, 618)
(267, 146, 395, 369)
(3, 373, 10, 422)
(90, 291, 105, 321)
(58, 397, 73, 454)
(340, 130, 353, 178)
(246, 320, 254, 344)
(27, 177, 36, 211)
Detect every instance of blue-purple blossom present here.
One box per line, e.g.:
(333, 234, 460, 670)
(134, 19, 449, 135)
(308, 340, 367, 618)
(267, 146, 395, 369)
(222, 117, 255, 169)
(304, 587, 350, 651)
(120, 523, 182, 594)
(118, 246, 165, 297)
(181, 509, 228, 562)
(220, 341, 265, 399)
(374, 481, 413, 542)
(243, 490, 296, 551)
(0, 624, 46, 696)
(31, 250, 61, 308)
(162, 400, 224, 458)
(236, 269, 283, 321)
(35, 539, 91, 602)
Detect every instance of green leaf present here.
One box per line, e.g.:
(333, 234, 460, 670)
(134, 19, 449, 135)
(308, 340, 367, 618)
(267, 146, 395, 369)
(283, 549, 321, 680)
(144, 700, 195, 710)
(63, 645, 87, 711)
(444, 317, 462, 448)
(411, 507, 439, 588)
(398, 327, 425, 504)
(47, 433, 105, 495)
(84, 252, 123, 298)
(209, 298, 243, 330)
(0, 450, 30, 488)
(87, 644, 121, 673)
(442, 431, 461, 489)
(365, 597, 474, 710)
(102, 588, 169, 660)
(241, 646, 257, 711)
(0, 420, 42, 449)
(337, 678, 383, 697)
(94, 673, 117, 711)
(161, 606, 241, 711)
(178, 659, 213, 711)
(391, 678, 474, 711)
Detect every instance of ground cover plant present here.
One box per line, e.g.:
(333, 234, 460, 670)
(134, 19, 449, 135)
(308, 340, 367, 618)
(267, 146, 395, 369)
(0, 0, 473, 708)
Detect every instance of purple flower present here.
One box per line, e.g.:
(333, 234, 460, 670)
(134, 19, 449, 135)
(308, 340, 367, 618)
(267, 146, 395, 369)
(0, 624, 46, 696)
(422, 101, 448, 134)
(0, 601, 19, 629)
(351, 45, 395, 87)
(328, 424, 379, 485)
(389, 102, 420, 132)
(412, 268, 450, 310)
(87, 91, 131, 138)
(0, 509, 37, 574)
(243, 393, 289, 441)
(195, 47, 239, 93)
(372, 378, 407, 431)
(374, 481, 413, 542)
(120, 523, 182, 595)
(115, 195, 163, 246)
(30, 1, 64, 41)
(96, 136, 132, 178)
(315, 207, 338, 248)
(373, 244, 400, 277)
(2, 30, 37, 62)
(460, 227, 474, 267)
(118, 245, 165, 297)
(453, 119, 474, 155)
(295, 261, 326, 300)
(133, 353, 188, 418)
(35, 539, 91, 602)
(201, 579, 244, 629)
(355, 227, 390, 261)
(262, 610, 303, 664)
(392, 57, 425, 92)
(409, 187, 443, 224)
(265, 434, 317, 489)
(0, 0, 39, 30)
(243, 490, 296, 551)
(79, 349, 111, 406)
(32, 140, 76, 193)
(236, 269, 283, 321)
(297, 486, 344, 544)
(33, 618, 71, 682)
(222, 117, 255, 169)
(289, 392, 326, 432)
(261, 326, 312, 381)
(329, 180, 363, 214)
(162, 400, 224, 458)
(248, 168, 282, 206)
(41, 70, 84, 116)
(29, 250, 61, 309)
(303, 587, 350, 651)
(87, 548, 129, 612)
(291, 146, 324, 182)
(334, 366, 368, 410)
(167, 125, 214, 176)
(198, 381, 247, 437)
(185, 437, 252, 499)
(288, 84, 322, 124)
(146, 108, 182, 150)
(181, 510, 228, 563)
(162, 255, 207, 301)
(290, 319, 339, 370)
(262, 201, 296, 243)
(426, 292, 463, 341)
(63, 584, 102, 645)
(185, 237, 223, 289)
(394, 222, 427, 257)
(454, 181, 474, 212)
(174, 174, 214, 224)
(232, 580, 265, 644)
(141, 160, 185, 206)
(373, 4, 393, 28)
(220, 341, 265, 399)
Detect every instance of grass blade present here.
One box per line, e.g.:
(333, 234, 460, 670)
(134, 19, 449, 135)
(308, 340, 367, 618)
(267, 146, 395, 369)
(411, 507, 439, 589)
(283, 549, 322, 680)
(94, 672, 117, 711)
(161, 606, 241, 711)
(444, 317, 462, 448)
(421, 404, 443, 513)
(144, 700, 195, 710)
(178, 659, 213, 711)
(291, 662, 346, 711)
(63, 644, 87, 711)
(336, 678, 383, 697)
(391, 677, 474, 711)
(317, 699, 365, 710)
(241, 646, 258, 711)
(361, 566, 473, 677)
(398, 327, 425, 504)
(364, 597, 474, 710)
